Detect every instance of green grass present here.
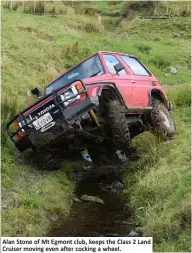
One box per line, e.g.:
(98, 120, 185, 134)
(95, 1, 123, 15)
(1, 3, 191, 247)
(2, 9, 190, 102)
(1, 145, 75, 236)
(123, 84, 191, 252)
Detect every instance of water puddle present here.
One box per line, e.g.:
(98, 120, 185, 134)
(49, 166, 137, 237)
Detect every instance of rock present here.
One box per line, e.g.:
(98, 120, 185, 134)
(127, 231, 139, 237)
(112, 181, 124, 190)
(129, 36, 136, 40)
(118, 33, 136, 40)
(73, 197, 82, 203)
(114, 221, 132, 225)
(176, 64, 184, 69)
(38, 33, 53, 41)
(135, 227, 144, 236)
(164, 73, 171, 77)
(104, 42, 112, 46)
(80, 195, 105, 204)
(116, 150, 129, 164)
(168, 66, 177, 74)
(172, 33, 184, 38)
(119, 32, 129, 40)
(50, 213, 58, 222)
(176, 65, 189, 70)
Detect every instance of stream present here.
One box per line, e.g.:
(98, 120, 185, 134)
(49, 164, 139, 237)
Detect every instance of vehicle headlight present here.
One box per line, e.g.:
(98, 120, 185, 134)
(24, 115, 33, 128)
(65, 89, 74, 100)
(12, 120, 25, 140)
(60, 86, 80, 107)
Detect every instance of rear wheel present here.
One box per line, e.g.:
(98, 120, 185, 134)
(149, 99, 176, 140)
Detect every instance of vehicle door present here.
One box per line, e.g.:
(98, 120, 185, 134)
(101, 53, 136, 107)
(119, 55, 153, 107)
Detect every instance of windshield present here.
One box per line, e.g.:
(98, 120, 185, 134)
(45, 54, 104, 95)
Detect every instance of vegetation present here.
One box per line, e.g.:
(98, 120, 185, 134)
(1, 1, 191, 250)
(124, 83, 191, 252)
(2, 148, 74, 236)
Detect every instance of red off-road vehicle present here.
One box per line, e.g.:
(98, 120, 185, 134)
(7, 51, 175, 168)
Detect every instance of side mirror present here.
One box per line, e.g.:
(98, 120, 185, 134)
(31, 88, 42, 99)
(114, 62, 124, 73)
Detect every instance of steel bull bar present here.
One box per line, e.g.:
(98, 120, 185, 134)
(6, 80, 92, 144)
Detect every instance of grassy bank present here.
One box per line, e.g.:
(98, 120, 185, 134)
(1, 1, 191, 246)
(2, 147, 74, 236)
(124, 84, 191, 252)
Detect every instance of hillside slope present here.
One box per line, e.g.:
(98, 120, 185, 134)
(1, 3, 191, 251)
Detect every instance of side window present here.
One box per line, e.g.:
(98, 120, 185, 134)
(103, 54, 127, 76)
(120, 55, 151, 76)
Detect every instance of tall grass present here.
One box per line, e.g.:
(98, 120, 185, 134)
(166, 83, 191, 108)
(61, 41, 92, 69)
(124, 85, 191, 252)
(72, 2, 98, 16)
(1, 96, 19, 146)
(23, 1, 45, 14)
(121, 1, 191, 18)
(2, 1, 21, 11)
(1, 148, 74, 236)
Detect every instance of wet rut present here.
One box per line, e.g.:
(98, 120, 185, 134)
(48, 165, 137, 237)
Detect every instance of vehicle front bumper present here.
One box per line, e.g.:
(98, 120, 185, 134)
(62, 97, 99, 122)
(6, 96, 99, 152)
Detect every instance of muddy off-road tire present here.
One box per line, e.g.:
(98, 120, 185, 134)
(107, 100, 130, 149)
(149, 99, 176, 139)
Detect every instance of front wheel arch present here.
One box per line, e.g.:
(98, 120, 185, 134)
(97, 86, 126, 114)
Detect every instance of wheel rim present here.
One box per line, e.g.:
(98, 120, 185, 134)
(159, 110, 170, 128)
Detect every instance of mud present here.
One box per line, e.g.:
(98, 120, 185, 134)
(48, 164, 139, 237)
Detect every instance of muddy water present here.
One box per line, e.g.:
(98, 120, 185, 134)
(49, 169, 135, 237)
